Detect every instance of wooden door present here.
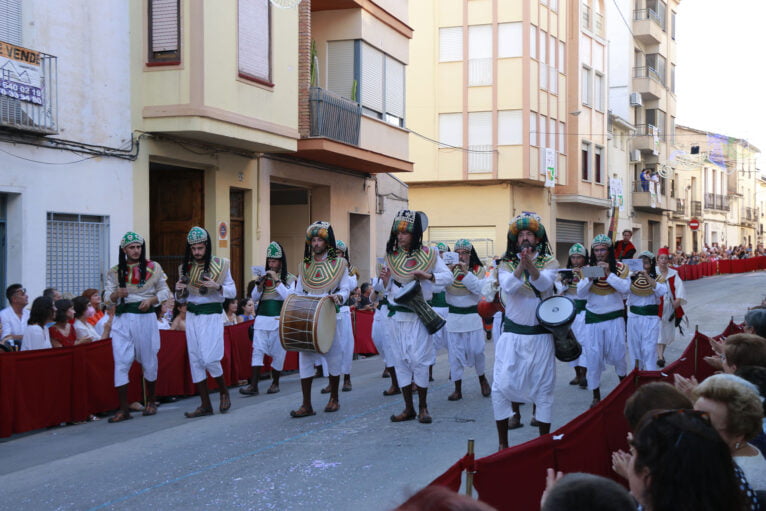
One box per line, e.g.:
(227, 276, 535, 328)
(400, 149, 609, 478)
(229, 189, 245, 297)
(149, 164, 204, 286)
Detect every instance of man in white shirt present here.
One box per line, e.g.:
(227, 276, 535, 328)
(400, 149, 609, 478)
(1, 284, 30, 350)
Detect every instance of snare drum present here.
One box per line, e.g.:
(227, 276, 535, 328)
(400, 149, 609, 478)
(536, 295, 576, 328)
(279, 294, 337, 354)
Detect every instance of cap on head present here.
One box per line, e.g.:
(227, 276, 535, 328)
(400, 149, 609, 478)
(306, 221, 331, 243)
(336, 239, 347, 253)
(121, 231, 144, 249)
(266, 241, 283, 259)
(591, 234, 612, 248)
(569, 243, 587, 257)
(454, 239, 472, 251)
(187, 226, 209, 245)
(508, 212, 545, 241)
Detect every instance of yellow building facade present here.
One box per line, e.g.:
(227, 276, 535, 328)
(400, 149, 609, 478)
(131, 0, 412, 291)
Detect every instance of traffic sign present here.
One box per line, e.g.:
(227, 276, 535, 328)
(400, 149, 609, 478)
(689, 218, 700, 231)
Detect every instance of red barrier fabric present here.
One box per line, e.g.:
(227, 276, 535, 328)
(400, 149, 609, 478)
(428, 455, 471, 492)
(353, 310, 377, 354)
(473, 436, 555, 511)
(430, 318, 741, 509)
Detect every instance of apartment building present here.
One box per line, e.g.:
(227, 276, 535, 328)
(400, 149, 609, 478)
(132, 0, 412, 289)
(0, 0, 134, 303)
(607, 0, 680, 254)
(404, 0, 571, 261)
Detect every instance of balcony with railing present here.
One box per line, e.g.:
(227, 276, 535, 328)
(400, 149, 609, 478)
(632, 179, 672, 212)
(296, 86, 412, 174)
(742, 206, 756, 224)
(673, 198, 686, 217)
(633, 124, 662, 154)
(633, 66, 665, 100)
(0, 50, 58, 135)
(704, 193, 729, 211)
(632, 8, 665, 45)
(691, 200, 702, 217)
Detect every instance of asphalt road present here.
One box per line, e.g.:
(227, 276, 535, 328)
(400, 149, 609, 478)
(2, 271, 764, 511)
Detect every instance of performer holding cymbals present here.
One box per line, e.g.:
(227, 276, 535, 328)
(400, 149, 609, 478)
(489, 213, 559, 448)
(576, 234, 630, 408)
(626, 251, 666, 371)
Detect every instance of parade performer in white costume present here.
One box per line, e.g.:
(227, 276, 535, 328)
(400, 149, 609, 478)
(489, 213, 558, 447)
(626, 251, 667, 371)
(175, 226, 237, 418)
(105, 232, 171, 423)
(377, 210, 451, 424)
(576, 234, 630, 408)
(445, 239, 491, 401)
(372, 263, 399, 396)
(555, 243, 589, 389)
(289, 221, 352, 418)
(321, 239, 356, 394)
(655, 247, 687, 368)
(240, 241, 295, 396)
(428, 242, 450, 379)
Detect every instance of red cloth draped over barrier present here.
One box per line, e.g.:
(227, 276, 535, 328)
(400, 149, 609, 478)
(0, 321, 311, 438)
(352, 310, 377, 354)
(430, 321, 735, 510)
(670, 256, 766, 282)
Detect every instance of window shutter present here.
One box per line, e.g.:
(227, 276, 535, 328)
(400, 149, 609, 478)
(439, 27, 463, 62)
(556, 220, 585, 243)
(238, 0, 270, 80)
(151, 0, 179, 53)
(468, 111, 492, 146)
(327, 40, 355, 99)
(498, 110, 522, 146)
(361, 43, 384, 113)
(439, 113, 462, 148)
(0, 0, 22, 45)
(468, 25, 492, 59)
(498, 23, 522, 58)
(530, 112, 537, 146)
(385, 56, 404, 119)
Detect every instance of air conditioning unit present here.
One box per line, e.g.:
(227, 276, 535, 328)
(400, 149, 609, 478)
(629, 92, 643, 107)
(629, 149, 641, 162)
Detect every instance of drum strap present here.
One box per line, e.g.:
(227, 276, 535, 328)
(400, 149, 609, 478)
(503, 317, 548, 335)
(584, 309, 624, 324)
(448, 305, 478, 315)
(629, 304, 659, 316)
(573, 299, 587, 314)
(187, 302, 224, 315)
(376, 298, 388, 310)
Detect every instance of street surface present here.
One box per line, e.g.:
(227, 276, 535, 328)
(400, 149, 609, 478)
(2, 271, 764, 510)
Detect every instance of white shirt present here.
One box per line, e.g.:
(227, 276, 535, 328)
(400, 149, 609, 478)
(1, 306, 30, 340)
(20, 324, 51, 351)
(75, 319, 101, 342)
(736, 447, 766, 491)
(251, 279, 295, 331)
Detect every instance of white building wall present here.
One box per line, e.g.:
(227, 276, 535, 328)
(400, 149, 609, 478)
(606, 0, 634, 121)
(0, 0, 133, 298)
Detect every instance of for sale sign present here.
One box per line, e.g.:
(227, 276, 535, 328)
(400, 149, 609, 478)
(0, 41, 43, 105)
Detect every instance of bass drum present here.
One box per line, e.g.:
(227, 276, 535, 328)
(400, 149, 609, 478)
(279, 294, 337, 354)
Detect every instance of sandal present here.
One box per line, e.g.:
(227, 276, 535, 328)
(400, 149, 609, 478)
(390, 410, 416, 422)
(184, 407, 214, 419)
(290, 405, 316, 418)
(266, 384, 280, 394)
(447, 392, 462, 401)
(108, 410, 133, 423)
(383, 387, 401, 396)
(320, 385, 331, 394)
(418, 409, 433, 424)
(342, 382, 352, 392)
(219, 393, 231, 413)
(142, 403, 158, 416)
(508, 414, 523, 430)
(239, 386, 259, 396)
(324, 398, 340, 413)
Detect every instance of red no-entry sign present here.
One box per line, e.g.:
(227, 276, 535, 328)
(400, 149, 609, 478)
(689, 218, 700, 231)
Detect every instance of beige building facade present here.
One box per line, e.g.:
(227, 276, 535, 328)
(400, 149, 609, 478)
(406, 0, 613, 263)
(131, 0, 412, 291)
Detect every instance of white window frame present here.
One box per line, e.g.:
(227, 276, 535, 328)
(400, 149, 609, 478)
(439, 27, 463, 62)
(498, 110, 522, 145)
(439, 113, 463, 148)
(238, 0, 271, 83)
(594, 71, 604, 111)
(46, 213, 110, 295)
(498, 22, 522, 59)
(581, 141, 592, 181)
(581, 66, 592, 106)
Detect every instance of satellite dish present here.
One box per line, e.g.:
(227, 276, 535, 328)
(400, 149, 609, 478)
(270, 0, 301, 7)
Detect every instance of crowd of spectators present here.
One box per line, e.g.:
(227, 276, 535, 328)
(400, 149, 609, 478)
(671, 242, 766, 266)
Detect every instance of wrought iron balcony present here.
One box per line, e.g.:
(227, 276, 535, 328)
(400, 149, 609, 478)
(704, 193, 729, 211)
(308, 86, 361, 146)
(674, 198, 685, 216)
(0, 49, 58, 135)
(691, 200, 702, 217)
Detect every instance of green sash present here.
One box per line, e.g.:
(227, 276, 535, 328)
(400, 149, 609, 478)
(585, 309, 624, 324)
(503, 317, 548, 335)
(448, 305, 478, 315)
(258, 300, 283, 317)
(187, 302, 224, 315)
(629, 304, 659, 316)
(116, 302, 156, 315)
